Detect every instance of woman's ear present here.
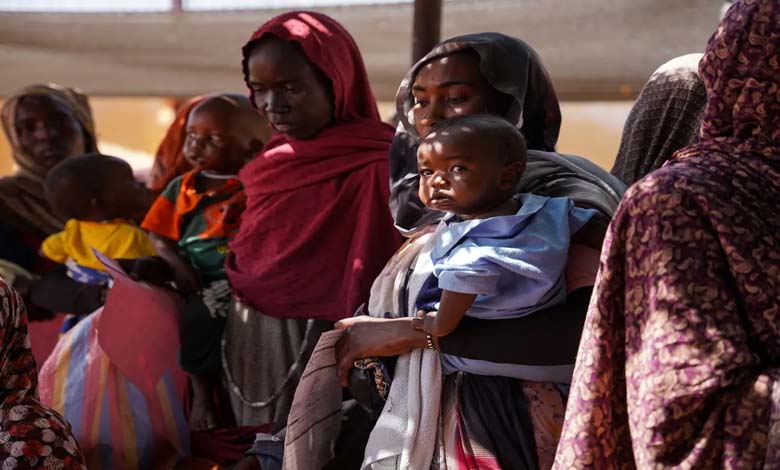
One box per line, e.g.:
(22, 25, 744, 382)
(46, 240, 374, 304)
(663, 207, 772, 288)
(243, 138, 265, 162)
(248, 137, 265, 154)
(499, 161, 524, 191)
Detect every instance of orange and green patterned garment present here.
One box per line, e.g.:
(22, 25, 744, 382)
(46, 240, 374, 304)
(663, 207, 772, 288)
(141, 169, 245, 283)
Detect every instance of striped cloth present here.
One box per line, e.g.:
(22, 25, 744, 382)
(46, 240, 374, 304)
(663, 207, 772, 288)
(38, 313, 190, 469)
(37, 255, 190, 469)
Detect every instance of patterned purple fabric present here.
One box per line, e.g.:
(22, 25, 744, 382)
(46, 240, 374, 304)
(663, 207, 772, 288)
(0, 277, 87, 469)
(554, 1, 780, 468)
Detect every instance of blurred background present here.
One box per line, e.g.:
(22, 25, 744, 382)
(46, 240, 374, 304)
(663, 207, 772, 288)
(0, 0, 726, 175)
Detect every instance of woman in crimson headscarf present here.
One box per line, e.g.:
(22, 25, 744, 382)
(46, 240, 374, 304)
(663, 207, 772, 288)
(554, 1, 780, 467)
(223, 11, 402, 428)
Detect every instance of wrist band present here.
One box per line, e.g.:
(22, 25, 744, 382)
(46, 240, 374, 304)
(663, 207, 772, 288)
(426, 334, 437, 351)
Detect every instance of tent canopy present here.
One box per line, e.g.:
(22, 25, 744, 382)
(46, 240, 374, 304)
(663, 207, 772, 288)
(0, 0, 723, 100)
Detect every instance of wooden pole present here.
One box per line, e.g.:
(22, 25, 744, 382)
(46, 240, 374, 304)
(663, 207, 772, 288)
(412, 0, 443, 64)
(171, 0, 183, 13)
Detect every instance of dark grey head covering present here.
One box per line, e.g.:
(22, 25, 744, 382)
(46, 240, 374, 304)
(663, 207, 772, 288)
(396, 32, 562, 150)
(611, 54, 707, 186)
(389, 33, 624, 233)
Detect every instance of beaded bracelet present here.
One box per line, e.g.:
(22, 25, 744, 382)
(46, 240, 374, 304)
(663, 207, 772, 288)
(426, 334, 437, 351)
(411, 317, 436, 351)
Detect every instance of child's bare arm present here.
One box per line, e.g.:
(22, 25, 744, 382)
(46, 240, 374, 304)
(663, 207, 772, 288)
(149, 233, 201, 294)
(423, 290, 477, 337)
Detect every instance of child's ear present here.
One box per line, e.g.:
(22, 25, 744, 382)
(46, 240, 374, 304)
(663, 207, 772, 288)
(89, 197, 107, 219)
(499, 161, 524, 191)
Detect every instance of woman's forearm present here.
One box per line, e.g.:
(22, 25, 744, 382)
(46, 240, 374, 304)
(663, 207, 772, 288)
(437, 286, 592, 365)
(335, 316, 429, 386)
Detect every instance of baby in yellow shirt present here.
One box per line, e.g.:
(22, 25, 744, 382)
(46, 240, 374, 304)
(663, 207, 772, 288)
(42, 154, 156, 285)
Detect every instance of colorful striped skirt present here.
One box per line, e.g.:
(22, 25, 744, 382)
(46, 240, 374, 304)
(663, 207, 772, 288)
(38, 309, 190, 469)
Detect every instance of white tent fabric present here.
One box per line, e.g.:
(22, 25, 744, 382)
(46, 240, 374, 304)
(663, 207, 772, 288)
(0, 0, 723, 100)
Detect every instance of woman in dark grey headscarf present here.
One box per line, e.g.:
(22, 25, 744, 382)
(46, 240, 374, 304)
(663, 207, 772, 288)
(389, 32, 624, 233)
(611, 54, 707, 186)
(336, 33, 625, 470)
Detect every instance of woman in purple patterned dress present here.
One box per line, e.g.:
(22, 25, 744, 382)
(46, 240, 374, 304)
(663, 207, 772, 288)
(554, 0, 780, 468)
(0, 277, 86, 469)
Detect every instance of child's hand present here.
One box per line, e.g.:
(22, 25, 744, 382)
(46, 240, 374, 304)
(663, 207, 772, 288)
(172, 263, 202, 295)
(422, 311, 438, 335)
(412, 309, 440, 335)
(118, 257, 174, 288)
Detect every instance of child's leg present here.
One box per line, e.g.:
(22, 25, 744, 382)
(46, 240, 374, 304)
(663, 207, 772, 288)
(180, 292, 228, 431)
(189, 371, 220, 431)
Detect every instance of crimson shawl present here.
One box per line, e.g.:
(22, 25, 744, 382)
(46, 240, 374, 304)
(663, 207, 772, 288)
(227, 11, 401, 322)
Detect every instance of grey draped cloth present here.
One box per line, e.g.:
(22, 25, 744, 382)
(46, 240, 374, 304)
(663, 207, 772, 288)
(610, 53, 707, 186)
(388, 32, 624, 233)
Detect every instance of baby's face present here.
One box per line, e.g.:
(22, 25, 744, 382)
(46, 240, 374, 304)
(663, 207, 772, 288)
(417, 132, 509, 218)
(101, 162, 153, 221)
(183, 107, 246, 174)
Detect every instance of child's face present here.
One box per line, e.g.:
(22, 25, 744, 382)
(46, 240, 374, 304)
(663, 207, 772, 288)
(417, 133, 515, 218)
(183, 107, 247, 174)
(100, 163, 153, 221)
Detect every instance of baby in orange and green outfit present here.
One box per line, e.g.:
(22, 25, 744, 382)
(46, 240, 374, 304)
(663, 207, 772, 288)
(141, 94, 270, 431)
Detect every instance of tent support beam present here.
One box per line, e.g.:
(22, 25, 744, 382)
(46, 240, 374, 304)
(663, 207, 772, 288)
(412, 0, 442, 64)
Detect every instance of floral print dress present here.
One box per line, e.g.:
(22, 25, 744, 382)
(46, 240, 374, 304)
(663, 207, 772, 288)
(0, 277, 86, 469)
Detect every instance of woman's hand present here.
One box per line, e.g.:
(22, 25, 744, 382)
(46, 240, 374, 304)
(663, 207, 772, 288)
(11, 276, 35, 298)
(334, 316, 428, 386)
(118, 256, 174, 288)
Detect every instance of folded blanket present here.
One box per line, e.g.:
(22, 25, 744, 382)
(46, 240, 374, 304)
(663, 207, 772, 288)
(363, 230, 441, 469)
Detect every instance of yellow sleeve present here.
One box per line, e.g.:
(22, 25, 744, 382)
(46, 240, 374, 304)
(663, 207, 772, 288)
(135, 229, 158, 257)
(40, 230, 69, 263)
(113, 224, 157, 259)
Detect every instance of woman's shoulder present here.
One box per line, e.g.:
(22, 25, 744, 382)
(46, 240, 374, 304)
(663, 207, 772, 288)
(619, 161, 722, 215)
(611, 160, 729, 251)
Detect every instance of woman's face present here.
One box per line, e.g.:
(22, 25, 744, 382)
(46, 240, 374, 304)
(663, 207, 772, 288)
(14, 95, 87, 171)
(411, 50, 505, 138)
(246, 37, 334, 140)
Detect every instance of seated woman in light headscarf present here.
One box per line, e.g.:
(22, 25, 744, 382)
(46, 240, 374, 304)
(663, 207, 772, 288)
(0, 84, 106, 362)
(0, 85, 98, 279)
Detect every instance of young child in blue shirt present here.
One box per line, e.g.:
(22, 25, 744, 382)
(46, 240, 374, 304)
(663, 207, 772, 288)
(414, 114, 595, 376)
